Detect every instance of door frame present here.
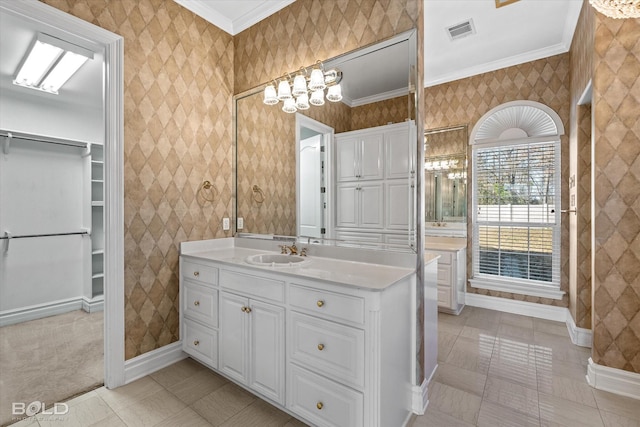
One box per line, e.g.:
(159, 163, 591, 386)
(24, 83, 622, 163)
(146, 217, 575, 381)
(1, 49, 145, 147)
(295, 114, 334, 240)
(0, 0, 126, 388)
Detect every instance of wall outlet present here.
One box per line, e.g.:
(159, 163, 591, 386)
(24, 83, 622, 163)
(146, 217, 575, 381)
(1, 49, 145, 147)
(222, 217, 230, 231)
(237, 217, 244, 230)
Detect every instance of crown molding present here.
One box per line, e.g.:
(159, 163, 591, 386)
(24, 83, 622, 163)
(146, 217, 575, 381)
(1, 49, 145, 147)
(173, 0, 233, 34)
(344, 87, 409, 108)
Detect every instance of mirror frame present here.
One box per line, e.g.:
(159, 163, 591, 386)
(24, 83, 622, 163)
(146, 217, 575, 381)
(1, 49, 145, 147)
(232, 29, 420, 252)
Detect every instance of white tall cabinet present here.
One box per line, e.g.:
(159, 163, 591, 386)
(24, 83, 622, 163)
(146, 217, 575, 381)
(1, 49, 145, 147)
(334, 122, 415, 246)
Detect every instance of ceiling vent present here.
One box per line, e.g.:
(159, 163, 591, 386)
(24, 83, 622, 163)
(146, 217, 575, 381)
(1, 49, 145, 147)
(446, 19, 476, 41)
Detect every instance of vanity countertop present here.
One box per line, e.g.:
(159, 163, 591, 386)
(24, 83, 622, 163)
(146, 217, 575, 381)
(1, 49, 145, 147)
(182, 239, 420, 291)
(424, 236, 467, 251)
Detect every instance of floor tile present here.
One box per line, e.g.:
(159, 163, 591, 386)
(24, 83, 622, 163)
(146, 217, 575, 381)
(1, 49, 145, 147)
(38, 391, 115, 427)
(191, 382, 257, 426)
(500, 313, 535, 329)
(592, 388, 640, 421)
(433, 362, 487, 396)
(149, 358, 207, 389)
(445, 336, 494, 374)
(220, 399, 293, 426)
(599, 409, 640, 427)
(437, 330, 458, 362)
(533, 319, 570, 337)
(411, 407, 475, 427)
(477, 400, 540, 427)
(427, 381, 482, 425)
(483, 376, 539, 418)
(536, 375, 597, 407)
(88, 414, 128, 426)
(538, 392, 604, 427)
(95, 377, 164, 413)
(114, 388, 187, 427)
(497, 323, 535, 341)
(459, 325, 498, 342)
(166, 369, 228, 405)
(489, 337, 537, 389)
(154, 407, 212, 427)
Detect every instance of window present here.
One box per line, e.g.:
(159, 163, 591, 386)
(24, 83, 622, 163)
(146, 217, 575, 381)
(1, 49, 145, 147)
(469, 101, 564, 299)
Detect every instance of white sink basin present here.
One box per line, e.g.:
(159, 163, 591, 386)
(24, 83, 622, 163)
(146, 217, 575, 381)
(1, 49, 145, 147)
(245, 253, 310, 267)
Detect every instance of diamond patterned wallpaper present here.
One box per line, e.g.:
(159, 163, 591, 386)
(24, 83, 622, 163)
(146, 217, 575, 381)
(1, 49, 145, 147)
(42, 0, 235, 359)
(424, 54, 571, 308)
(569, 1, 594, 330)
(592, 13, 640, 373)
(351, 95, 409, 130)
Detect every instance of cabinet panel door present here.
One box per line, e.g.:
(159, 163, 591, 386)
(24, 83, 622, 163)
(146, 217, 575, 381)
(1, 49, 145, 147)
(336, 137, 358, 181)
(249, 300, 285, 405)
(385, 181, 410, 229)
(336, 184, 358, 228)
(219, 292, 249, 384)
(359, 134, 384, 180)
(385, 127, 411, 179)
(359, 182, 383, 229)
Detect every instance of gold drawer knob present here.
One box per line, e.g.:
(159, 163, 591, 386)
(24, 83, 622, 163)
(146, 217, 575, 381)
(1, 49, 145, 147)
(193, 271, 200, 277)
(241, 306, 252, 313)
(317, 344, 324, 351)
(316, 300, 325, 308)
(193, 340, 200, 346)
(194, 300, 200, 306)
(316, 402, 323, 410)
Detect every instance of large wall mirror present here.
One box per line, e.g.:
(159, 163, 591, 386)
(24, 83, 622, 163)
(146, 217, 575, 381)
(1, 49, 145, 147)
(424, 125, 468, 236)
(234, 30, 419, 251)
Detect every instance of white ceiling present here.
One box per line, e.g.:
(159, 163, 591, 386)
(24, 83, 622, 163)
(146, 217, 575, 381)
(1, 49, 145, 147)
(0, 0, 583, 113)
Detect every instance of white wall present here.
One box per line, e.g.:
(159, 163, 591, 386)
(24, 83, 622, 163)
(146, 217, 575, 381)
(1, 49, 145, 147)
(0, 87, 102, 319)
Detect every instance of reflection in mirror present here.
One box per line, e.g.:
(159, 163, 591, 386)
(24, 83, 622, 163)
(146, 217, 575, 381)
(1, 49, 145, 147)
(424, 125, 468, 235)
(235, 30, 418, 251)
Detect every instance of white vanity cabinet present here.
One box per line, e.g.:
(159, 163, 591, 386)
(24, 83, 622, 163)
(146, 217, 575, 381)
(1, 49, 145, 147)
(426, 244, 466, 315)
(180, 243, 415, 427)
(336, 181, 384, 229)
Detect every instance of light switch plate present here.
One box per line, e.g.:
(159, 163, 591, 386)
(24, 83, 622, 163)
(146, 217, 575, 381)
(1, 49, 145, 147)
(237, 217, 244, 230)
(222, 217, 230, 230)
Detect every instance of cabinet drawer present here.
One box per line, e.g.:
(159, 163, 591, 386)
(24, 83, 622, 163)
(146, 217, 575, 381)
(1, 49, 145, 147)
(220, 270, 284, 303)
(183, 318, 218, 368)
(437, 264, 451, 286)
(182, 260, 218, 286)
(183, 281, 218, 327)
(437, 286, 451, 307)
(289, 312, 364, 389)
(289, 284, 365, 325)
(288, 364, 363, 427)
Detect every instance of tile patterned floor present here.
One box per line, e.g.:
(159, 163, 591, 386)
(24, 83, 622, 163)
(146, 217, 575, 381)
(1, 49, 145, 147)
(7, 307, 640, 426)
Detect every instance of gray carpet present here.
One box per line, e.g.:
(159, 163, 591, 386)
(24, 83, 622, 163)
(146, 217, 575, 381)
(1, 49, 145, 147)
(0, 310, 103, 426)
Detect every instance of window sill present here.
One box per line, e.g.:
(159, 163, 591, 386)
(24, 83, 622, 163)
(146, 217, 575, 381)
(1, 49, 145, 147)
(469, 277, 565, 300)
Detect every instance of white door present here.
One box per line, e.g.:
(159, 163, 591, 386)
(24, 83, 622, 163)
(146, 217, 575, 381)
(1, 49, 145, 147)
(299, 135, 323, 238)
(385, 181, 410, 229)
(336, 183, 359, 227)
(249, 300, 285, 404)
(336, 136, 358, 181)
(385, 126, 411, 179)
(219, 292, 249, 384)
(359, 134, 384, 180)
(359, 182, 384, 229)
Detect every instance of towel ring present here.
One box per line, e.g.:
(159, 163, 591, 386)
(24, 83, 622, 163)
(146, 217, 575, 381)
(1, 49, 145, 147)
(252, 185, 265, 204)
(198, 180, 215, 203)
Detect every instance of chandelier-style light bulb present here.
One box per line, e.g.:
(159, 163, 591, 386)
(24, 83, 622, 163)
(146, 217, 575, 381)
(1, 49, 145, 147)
(589, 0, 640, 18)
(296, 93, 310, 110)
(309, 89, 325, 106)
(309, 68, 326, 91)
(326, 84, 342, 102)
(277, 80, 292, 100)
(282, 97, 297, 113)
(263, 84, 278, 105)
(292, 74, 307, 97)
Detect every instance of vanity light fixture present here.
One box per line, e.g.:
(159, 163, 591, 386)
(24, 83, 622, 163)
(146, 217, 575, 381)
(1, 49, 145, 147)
(263, 61, 343, 113)
(589, 0, 640, 18)
(13, 33, 94, 95)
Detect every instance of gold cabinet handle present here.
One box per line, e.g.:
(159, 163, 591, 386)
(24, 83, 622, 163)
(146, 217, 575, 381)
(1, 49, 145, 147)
(194, 300, 200, 306)
(317, 343, 324, 351)
(316, 402, 323, 410)
(193, 271, 200, 277)
(316, 300, 325, 308)
(245, 306, 252, 313)
(193, 340, 200, 346)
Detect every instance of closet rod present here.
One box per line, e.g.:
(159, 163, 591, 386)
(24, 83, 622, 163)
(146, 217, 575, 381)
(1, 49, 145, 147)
(0, 231, 89, 240)
(0, 130, 89, 149)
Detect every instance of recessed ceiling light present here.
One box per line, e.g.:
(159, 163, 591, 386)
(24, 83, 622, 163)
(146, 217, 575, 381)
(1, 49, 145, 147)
(13, 33, 93, 95)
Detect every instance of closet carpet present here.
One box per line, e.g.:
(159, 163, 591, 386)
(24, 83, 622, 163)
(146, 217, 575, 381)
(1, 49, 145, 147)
(0, 310, 103, 426)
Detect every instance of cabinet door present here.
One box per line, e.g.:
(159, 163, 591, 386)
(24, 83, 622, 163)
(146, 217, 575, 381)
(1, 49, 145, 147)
(249, 300, 285, 405)
(359, 134, 384, 180)
(336, 183, 358, 227)
(359, 182, 383, 229)
(385, 127, 411, 179)
(336, 136, 358, 181)
(385, 181, 410, 229)
(219, 292, 249, 384)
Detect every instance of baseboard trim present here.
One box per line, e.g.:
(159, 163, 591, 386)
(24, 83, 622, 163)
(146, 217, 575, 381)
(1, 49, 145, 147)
(412, 362, 437, 415)
(124, 341, 187, 384)
(82, 295, 104, 313)
(566, 313, 592, 348)
(0, 297, 85, 326)
(465, 293, 567, 322)
(587, 358, 640, 400)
